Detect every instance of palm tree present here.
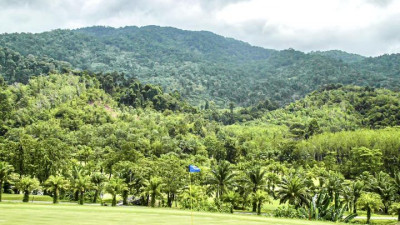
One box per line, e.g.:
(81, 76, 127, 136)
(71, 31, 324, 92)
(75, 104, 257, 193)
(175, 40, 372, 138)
(247, 167, 266, 212)
(223, 190, 239, 213)
(251, 190, 271, 215)
(266, 172, 279, 198)
(73, 174, 92, 205)
(16, 176, 40, 202)
(394, 172, 400, 197)
(351, 180, 365, 213)
(357, 192, 383, 224)
(44, 175, 69, 204)
(370, 171, 395, 214)
(115, 167, 134, 206)
(390, 202, 400, 222)
(207, 161, 235, 199)
(323, 171, 344, 201)
(277, 175, 309, 209)
(142, 177, 164, 207)
(106, 178, 127, 206)
(91, 172, 106, 203)
(0, 161, 13, 202)
(71, 165, 85, 201)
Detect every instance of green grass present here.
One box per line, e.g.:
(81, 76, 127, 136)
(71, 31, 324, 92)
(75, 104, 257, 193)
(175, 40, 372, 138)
(1, 194, 53, 202)
(0, 202, 345, 225)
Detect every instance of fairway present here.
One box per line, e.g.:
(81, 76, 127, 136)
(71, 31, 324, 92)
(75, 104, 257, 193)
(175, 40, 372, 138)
(0, 203, 343, 225)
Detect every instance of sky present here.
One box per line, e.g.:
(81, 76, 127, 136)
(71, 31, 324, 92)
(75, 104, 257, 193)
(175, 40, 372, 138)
(0, 0, 399, 56)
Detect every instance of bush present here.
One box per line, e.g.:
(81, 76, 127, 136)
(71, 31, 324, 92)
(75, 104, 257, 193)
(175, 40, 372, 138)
(273, 205, 300, 218)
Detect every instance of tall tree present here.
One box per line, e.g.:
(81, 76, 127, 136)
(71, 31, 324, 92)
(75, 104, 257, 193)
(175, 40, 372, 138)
(351, 180, 365, 213)
(207, 161, 235, 199)
(91, 172, 107, 203)
(246, 166, 266, 212)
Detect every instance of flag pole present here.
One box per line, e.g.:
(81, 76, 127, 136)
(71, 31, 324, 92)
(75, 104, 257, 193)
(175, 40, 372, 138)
(189, 171, 193, 225)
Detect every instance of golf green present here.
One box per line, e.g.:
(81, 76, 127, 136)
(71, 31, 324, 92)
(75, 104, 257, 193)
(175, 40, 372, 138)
(0, 203, 344, 225)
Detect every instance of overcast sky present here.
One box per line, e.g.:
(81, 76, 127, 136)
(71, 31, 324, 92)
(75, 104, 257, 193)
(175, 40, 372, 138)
(0, 0, 399, 56)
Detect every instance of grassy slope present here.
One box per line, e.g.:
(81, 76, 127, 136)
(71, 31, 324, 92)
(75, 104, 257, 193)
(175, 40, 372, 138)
(0, 203, 344, 225)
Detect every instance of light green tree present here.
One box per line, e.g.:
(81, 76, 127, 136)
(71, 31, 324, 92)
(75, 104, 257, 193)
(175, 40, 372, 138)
(16, 176, 40, 202)
(223, 190, 239, 213)
(72, 174, 92, 205)
(389, 202, 400, 222)
(91, 172, 107, 203)
(106, 178, 127, 206)
(357, 192, 383, 224)
(142, 177, 164, 207)
(0, 161, 14, 202)
(44, 175, 69, 204)
(251, 190, 271, 215)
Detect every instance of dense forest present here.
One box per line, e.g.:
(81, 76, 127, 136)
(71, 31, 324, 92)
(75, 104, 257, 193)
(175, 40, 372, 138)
(1, 26, 400, 224)
(1, 26, 400, 107)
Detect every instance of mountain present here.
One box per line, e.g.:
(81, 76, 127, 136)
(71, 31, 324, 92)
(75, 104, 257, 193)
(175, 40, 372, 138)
(309, 50, 365, 63)
(1, 25, 400, 107)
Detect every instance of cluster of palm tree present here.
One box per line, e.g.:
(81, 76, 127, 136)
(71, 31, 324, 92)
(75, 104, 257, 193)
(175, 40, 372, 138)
(205, 161, 400, 223)
(0, 162, 163, 207)
(2, 159, 400, 224)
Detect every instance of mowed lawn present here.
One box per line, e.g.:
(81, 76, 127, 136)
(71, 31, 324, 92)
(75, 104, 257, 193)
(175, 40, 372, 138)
(0, 203, 345, 225)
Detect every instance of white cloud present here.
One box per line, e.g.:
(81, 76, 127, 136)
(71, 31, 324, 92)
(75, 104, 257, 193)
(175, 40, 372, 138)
(0, 0, 399, 56)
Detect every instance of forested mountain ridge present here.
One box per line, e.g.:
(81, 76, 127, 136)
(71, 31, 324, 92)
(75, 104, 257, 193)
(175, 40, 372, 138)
(1, 26, 400, 108)
(256, 85, 400, 132)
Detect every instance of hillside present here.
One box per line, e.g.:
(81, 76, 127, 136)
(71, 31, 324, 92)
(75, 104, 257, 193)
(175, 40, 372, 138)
(1, 26, 400, 108)
(2, 74, 400, 223)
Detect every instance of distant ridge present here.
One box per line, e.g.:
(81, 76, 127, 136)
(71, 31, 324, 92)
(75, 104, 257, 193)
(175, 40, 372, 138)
(0, 25, 399, 107)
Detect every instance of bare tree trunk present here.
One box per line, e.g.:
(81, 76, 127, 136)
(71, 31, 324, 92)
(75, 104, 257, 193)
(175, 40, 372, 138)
(122, 190, 129, 205)
(79, 191, 84, 205)
(0, 181, 3, 202)
(23, 191, 29, 202)
(93, 190, 99, 203)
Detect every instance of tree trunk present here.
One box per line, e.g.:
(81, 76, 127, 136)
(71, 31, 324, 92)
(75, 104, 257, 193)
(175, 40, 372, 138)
(353, 198, 357, 213)
(257, 202, 261, 215)
(122, 190, 129, 205)
(384, 204, 389, 214)
(167, 192, 173, 207)
(397, 209, 400, 222)
(0, 181, 3, 202)
(252, 201, 257, 212)
(230, 204, 233, 213)
(140, 196, 146, 206)
(366, 207, 371, 224)
(252, 188, 257, 212)
(112, 194, 116, 206)
(151, 193, 156, 207)
(23, 191, 29, 202)
(74, 190, 79, 201)
(93, 190, 99, 203)
(79, 191, 84, 205)
(53, 188, 59, 204)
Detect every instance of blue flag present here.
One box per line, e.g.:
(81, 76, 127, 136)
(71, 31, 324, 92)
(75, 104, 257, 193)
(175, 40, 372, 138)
(189, 165, 201, 173)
